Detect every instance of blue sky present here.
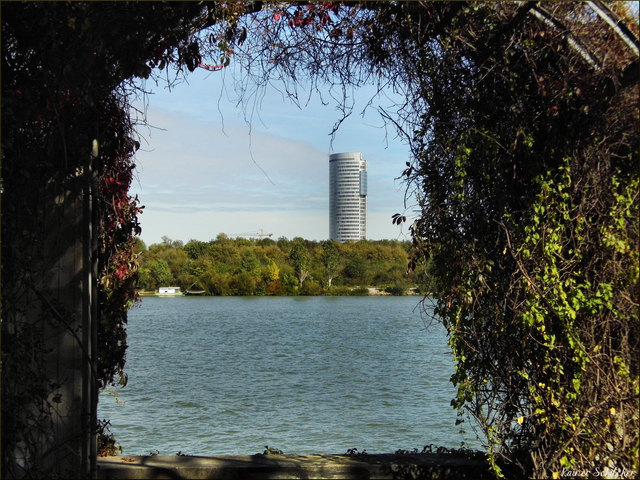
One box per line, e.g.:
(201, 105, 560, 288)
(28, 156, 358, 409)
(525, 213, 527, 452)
(130, 66, 415, 246)
(128, 2, 639, 247)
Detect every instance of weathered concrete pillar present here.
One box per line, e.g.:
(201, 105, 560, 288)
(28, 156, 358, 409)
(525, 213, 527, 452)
(37, 165, 96, 476)
(2, 160, 97, 477)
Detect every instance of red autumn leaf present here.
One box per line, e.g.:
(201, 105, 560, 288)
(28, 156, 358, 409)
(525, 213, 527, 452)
(114, 265, 128, 280)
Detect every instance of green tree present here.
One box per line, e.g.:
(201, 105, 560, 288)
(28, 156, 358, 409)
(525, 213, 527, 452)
(240, 249, 260, 273)
(149, 259, 172, 288)
(231, 271, 257, 296)
(320, 240, 341, 289)
(134, 237, 147, 253)
(262, 260, 281, 295)
(184, 239, 210, 259)
(165, 249, 189, 281)
(343, 255, 367, 285)
(385, 279, 408, 296)
(201, 269, 233, 296)
(137, 266, 154, 291)
(289, 238, 311, 289)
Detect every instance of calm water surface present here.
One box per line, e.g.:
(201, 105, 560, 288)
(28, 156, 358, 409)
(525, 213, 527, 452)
(98, 296, 480, 455)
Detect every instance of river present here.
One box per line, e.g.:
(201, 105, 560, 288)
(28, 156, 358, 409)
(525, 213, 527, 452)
(98, 296, 481, 456)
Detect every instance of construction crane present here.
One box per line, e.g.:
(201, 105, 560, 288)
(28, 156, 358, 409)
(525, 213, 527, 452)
(231, 229, 274, 239)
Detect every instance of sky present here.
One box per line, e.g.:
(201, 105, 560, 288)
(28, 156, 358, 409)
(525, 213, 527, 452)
(129, 0, 640, 248)
(129, 65, 416, 246)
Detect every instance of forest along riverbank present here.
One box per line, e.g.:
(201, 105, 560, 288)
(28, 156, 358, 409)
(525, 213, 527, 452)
(98, 296, 480, 456)
(134, 237, 435, 297)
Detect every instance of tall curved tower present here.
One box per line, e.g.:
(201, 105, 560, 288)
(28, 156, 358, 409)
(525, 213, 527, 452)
(329, 152, 367, 242)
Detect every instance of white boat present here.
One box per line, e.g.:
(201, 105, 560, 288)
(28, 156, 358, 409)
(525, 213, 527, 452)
(157, 286, 182, 296)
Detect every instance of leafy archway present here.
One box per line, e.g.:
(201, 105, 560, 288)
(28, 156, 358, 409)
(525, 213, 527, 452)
(2, 2, 637, 478)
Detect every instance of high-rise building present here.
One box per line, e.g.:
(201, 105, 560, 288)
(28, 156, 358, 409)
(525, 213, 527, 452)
(329, 152, 367, 242)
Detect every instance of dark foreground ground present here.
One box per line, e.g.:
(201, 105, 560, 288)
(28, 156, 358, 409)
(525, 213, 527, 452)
(97, 452, 493, 479)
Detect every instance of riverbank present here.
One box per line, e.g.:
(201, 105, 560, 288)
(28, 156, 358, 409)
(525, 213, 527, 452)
(137, 287, 421, 297)
(97, 452, 492, 479)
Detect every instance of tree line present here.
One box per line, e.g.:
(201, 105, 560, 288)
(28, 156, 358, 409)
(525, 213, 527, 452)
(136, 234, 431, 296)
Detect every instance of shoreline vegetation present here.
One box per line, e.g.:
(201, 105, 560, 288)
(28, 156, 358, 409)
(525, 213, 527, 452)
(136, 286, 421, 297)
(135, 235, 433, 297)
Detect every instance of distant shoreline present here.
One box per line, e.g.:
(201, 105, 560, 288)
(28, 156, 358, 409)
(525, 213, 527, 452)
(136, 287, 421, 297)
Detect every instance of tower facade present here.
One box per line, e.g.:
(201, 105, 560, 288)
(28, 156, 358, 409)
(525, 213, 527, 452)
(329, 152, 367, 242)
